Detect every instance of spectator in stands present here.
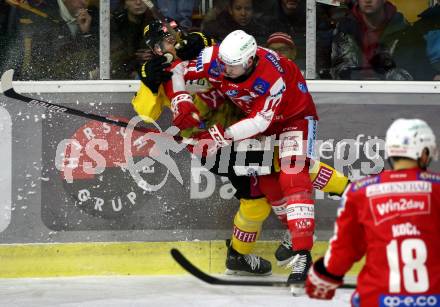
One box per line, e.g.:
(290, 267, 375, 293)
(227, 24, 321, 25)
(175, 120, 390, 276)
(266, 32, 297, 61)
(261, 0, 307, 67)
(330, 0, 434, 80)
(50, 0, 100, 79)
(412, 1, 440, 80)
(315, 3, 351, 79)
(1, 0, 61, 80)
(59, 0, 95, 36)
(110, 0, 121, 11)
(252, 1, 278, 18)
(156, 0, 196, 31)
(262, 0, 351, 77)
(201, 0, 269, 44)
(110, 0, 154, 79)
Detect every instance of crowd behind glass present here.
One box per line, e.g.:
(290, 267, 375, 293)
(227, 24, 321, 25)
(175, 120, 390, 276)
(0, 0, 439, 81)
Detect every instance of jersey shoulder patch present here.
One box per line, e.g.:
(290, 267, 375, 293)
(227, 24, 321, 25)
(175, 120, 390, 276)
(418, 171, 440, 184)
(207, 59, 222, 78)
(264, 51, 285, 74)
(297, 81, 308, 93)
(252, 77, 270, 95)
(351, 175, 380, 192)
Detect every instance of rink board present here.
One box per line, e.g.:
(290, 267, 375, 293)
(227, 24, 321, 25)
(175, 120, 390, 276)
(0, 240, 364, 278)
(0, 82, 438, 277)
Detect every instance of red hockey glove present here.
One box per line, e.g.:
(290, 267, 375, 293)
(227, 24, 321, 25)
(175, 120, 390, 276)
(305, 257, 344, 300)
(191, 124, 231, 157)
(171, 92, 201, 130)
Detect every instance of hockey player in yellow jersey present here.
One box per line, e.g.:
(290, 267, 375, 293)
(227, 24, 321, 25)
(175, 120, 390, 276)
(131, 19, 350, 275)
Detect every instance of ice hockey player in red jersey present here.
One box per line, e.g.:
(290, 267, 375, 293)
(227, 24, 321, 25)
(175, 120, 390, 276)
(134, 20, 275, 277)
(305, 118, 440, 306)
(169, 29, 319, 288)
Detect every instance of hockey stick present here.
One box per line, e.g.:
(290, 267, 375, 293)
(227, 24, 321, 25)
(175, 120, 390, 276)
(0, 69, 206, 149)
(6, 0, 61, 24)
(0, 69, 151, 133)
(170, 248, 357, 289)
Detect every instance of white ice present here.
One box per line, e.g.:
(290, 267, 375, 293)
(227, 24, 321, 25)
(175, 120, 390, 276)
(0, 275, 354, 307)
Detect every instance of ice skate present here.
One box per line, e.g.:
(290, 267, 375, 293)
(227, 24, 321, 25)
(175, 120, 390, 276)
(287, 250, 312, 295)
(225, 241, 272, 276)
(275, 231, 317, 268)
(274, 230, 295, 267)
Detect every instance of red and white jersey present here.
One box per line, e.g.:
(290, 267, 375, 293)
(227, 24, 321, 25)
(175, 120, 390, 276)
(172, 46, 318, 141)
(325, 168, 440, 306)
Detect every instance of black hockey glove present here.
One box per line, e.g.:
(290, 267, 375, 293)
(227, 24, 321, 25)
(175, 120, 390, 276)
(139, 55, 173, 93)
(176, 32, 215, 61)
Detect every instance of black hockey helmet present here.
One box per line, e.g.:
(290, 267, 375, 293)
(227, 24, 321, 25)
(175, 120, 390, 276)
(144, 18, 182, 50)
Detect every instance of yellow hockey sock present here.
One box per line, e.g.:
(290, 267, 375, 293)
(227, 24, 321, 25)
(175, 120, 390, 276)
(231, 198, 271, 255)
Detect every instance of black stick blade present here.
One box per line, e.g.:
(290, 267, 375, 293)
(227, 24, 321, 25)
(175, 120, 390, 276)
(170, 248, 357, 289)
(170, 248, 219, 284)
(170, 248, 289, 287)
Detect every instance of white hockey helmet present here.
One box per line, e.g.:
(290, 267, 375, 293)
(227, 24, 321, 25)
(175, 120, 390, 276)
(385, 118, 437, 161)
(219, 30, 257, 67)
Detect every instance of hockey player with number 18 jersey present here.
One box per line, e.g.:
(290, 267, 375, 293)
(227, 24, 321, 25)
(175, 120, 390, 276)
(306, 118, 440, 306)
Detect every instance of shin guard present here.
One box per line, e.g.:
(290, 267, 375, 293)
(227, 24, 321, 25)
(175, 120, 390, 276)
(231, 198, 271, 255)
(270, 198, 288, 226)
(286, 196, 315, 251)
(279, 167, 315, 252)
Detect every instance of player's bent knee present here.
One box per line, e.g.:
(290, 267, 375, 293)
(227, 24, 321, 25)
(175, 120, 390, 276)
(239, 198, 271, 222)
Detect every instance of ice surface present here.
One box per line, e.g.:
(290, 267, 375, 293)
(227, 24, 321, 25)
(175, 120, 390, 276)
(0, 275, 354, 307)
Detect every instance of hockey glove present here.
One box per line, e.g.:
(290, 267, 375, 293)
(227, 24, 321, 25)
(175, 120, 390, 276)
(171, 92, 201, 130)
(176, 32, 215, 60)
(191, 124, 231, 157)
(139, 56, 173, 93)
(305, 257, 344, 300)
